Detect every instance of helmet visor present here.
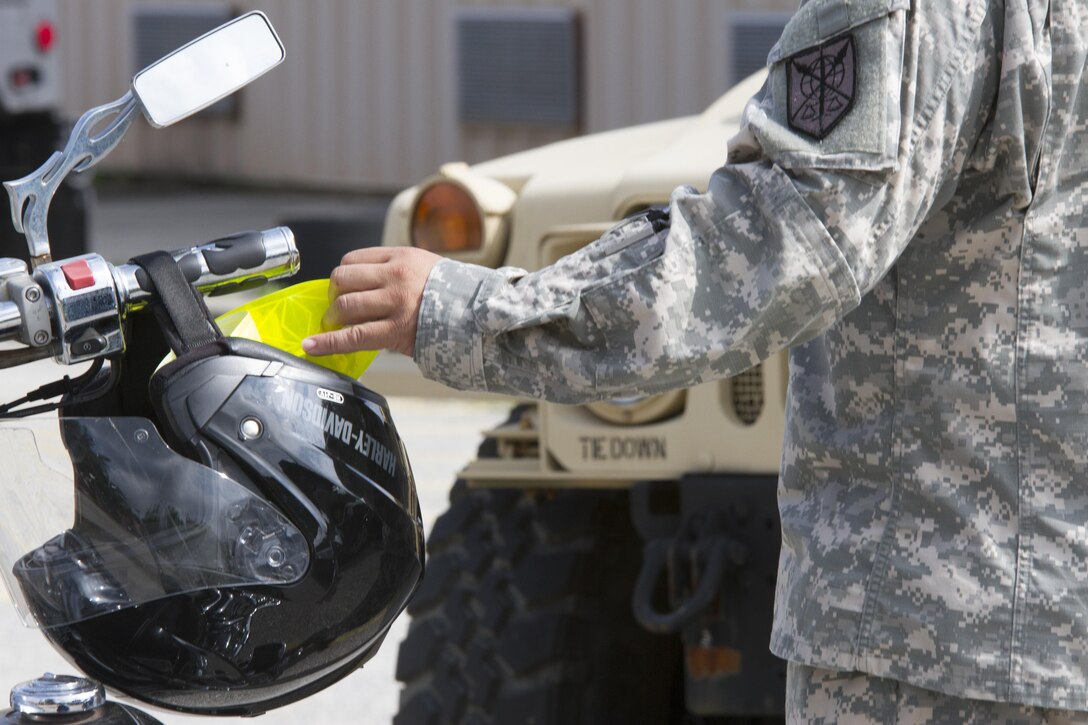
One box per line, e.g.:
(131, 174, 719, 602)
(0, 417, 309, 628)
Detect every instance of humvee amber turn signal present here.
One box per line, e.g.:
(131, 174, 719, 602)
(410, 181, 484, 253)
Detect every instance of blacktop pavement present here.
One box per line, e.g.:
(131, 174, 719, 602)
(0, 183, 512, 724)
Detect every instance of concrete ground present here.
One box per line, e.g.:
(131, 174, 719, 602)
(0, 184, 512, 723)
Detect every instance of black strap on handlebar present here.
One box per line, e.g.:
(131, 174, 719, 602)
(130, 250, 222, 355)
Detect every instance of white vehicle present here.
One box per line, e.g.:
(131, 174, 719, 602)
(0, 0, 60, 116)
(0, 0, 86, 263)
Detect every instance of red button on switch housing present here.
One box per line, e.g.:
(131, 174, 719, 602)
(61, 260, 95, 290)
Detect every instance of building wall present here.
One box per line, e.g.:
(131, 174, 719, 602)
(54, 0, 797, 191)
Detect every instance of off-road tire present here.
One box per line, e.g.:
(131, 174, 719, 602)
(394, 480, 681, 725)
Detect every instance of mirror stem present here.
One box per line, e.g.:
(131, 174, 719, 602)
(4, 92, 139, 267)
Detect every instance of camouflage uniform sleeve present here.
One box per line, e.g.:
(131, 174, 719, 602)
(414, 0, 992, 404)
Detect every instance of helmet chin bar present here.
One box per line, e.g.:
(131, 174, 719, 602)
(3, 91, 139, 267)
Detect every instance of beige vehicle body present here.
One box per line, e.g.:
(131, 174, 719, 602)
(377, 70, 786, 489)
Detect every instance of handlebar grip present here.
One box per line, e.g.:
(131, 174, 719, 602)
(133, 230, 272, 288)
(120, 226, 299, 307)
(191, 230, 269, 277)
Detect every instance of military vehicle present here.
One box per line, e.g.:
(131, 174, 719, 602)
(377, 67, 790, 724)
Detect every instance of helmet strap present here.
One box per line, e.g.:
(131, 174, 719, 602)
(130, 250, 223, 355)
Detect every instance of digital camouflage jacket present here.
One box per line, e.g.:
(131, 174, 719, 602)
(414, 0, 1088, 708)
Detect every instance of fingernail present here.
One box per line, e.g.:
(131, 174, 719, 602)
(301, 337, 316, 353)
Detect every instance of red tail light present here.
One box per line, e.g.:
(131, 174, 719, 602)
(35, 21, 56, 53)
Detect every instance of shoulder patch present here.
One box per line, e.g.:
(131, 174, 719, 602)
(786, 34, 857, 140)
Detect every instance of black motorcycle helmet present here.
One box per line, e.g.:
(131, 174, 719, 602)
(9, 253, 425, 715)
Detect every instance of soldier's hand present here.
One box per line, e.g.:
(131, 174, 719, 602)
(302, 246, 441, 358)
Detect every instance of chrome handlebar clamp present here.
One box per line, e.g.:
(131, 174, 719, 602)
(33, 255, 125, 364)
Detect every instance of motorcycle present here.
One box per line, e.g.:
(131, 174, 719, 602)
(0, 12, 424, 722)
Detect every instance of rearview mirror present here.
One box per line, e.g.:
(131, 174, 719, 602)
(133, 11, 284, 128)
(5, 10, 285, 265)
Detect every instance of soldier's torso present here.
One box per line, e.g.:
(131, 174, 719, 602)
(773, 0, 1088, 708)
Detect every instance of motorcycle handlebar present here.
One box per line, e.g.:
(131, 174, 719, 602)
(114, 226, 300, 309)
(0, 226, 300, 364)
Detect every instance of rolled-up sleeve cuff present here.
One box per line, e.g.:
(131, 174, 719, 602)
(413, 258, 501, 393)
